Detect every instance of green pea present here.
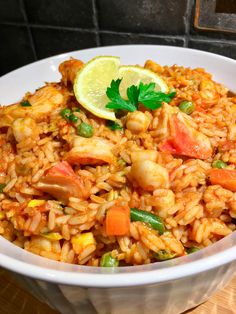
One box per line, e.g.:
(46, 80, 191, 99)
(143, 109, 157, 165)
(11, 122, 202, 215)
(130, 208, 165, 234)
(68, 113, 78, 123)
(186, 247, 200, 254)
(77, 122, 94, 138)
(100, 252, 119, 267)
(60, 108, 71, 119)
(154, 250, 176, 261)
(212, 160, 227, 169)
(20, 100, 31, 107)
(179, 100, 195, 115)
(74, 108, 81, 112)
(0, 184, 6, 193)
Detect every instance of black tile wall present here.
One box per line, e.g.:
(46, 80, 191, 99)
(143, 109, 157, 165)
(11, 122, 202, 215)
(24, 0, 94, 28)
(189, 39, 236, 59)
(31, 27, 97, 59)
(97, 0, 188, 35)
(0, 0, 236, 75)
(100, 32, 185, 47)
(0, 25, 35, 75)
(0, 0, 25, 23)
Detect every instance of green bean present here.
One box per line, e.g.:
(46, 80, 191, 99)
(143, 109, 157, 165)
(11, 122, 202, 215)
(77, 122, 94, 138)
(178, 100, 195, 115)
(130, 208, 165, 234)
(186, 247, 200, 254)
(154, 250, 176, 261)
(212, 160, 227, 169)
(100, 252, 119, 267)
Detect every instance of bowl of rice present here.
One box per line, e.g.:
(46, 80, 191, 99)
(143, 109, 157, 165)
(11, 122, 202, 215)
(0, 45, 236, 314)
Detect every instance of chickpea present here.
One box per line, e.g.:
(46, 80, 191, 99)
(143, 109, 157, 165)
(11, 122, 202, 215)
(126, 111, 151, 134)
(130, 160, 169, 191)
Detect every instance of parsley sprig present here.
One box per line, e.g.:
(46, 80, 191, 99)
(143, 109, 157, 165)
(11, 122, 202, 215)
(105, 79, 175, 112)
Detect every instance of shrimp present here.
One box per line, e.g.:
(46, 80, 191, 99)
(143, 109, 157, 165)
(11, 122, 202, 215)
(66, 136, 114, 165)
(130, 160, 169, 191)
(59, 58, 84, 86)
(12, 117, 39, 143)
(126, 111, 151, 134)
(36, 161, 88, 203)
(144, 60, 164, 74)
(154, 104, 212, 159)
(130, 150, 158, 163)
(0, 84, 69, 128)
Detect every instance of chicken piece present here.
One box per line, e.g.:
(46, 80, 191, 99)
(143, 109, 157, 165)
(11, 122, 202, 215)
(36, 161, 88, 203)
(155, 104, 212, 159)
(0, 84, 68, 128)
(59, 58, 84, 86)
(130, 160, 169, 191)
(12, 117, 39, 142)
(126, 111, 151, 134)
(130, 150, 158, 163)
(66, 136, 114, 165)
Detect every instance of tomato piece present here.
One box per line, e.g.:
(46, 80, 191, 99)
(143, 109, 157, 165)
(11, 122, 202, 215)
(209, 169, 236, 192)
(46, 161, 75, 177)
(159, 114, 212, 159)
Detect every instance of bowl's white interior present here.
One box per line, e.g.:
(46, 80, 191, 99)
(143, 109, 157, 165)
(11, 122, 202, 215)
(0, 45, 236, 287)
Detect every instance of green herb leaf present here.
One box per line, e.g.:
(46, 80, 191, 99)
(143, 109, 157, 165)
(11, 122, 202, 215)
(154, 249, 176, 261)
(186, 247, 200, 254)
(106, 121, 123, 131)
(105, 79, 176, 113)
(105, 79, 137, 112)
(138, 82, 176, 110)
(127, 85, 139, 106)
(20, 100, 31, 107)
(0, 184, 6, 193)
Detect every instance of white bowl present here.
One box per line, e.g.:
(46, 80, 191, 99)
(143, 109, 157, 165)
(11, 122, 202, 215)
(1, 45, 236, 314)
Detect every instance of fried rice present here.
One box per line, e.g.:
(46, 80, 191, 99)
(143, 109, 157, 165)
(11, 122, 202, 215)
(0, 58, 236, 266)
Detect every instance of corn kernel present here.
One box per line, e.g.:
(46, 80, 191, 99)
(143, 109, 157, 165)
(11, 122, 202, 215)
(41, 232, 62, 241)
(71, 232, 96, 254)
(28, 200, 46, 208)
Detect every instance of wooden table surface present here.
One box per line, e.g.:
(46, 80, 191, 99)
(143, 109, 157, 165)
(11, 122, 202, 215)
(0, 268, 235, 314)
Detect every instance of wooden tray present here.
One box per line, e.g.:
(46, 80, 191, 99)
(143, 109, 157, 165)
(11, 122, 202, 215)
(0, 268, 235, 314)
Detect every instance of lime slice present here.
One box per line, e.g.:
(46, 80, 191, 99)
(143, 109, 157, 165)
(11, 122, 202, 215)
(73, 56, 169, 121)
(118, 66, 168, 99)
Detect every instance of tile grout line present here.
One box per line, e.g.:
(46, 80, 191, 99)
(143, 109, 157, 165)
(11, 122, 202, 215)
(92, 0, 101, 46)
(0, 21, 97, 33)
(20, 0, 38, 60)
(184, 0, 193, 47)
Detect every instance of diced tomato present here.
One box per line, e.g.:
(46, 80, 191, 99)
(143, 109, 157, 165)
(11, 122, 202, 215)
(159, 114, 212, 159)
(209, 169, 236, 192)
